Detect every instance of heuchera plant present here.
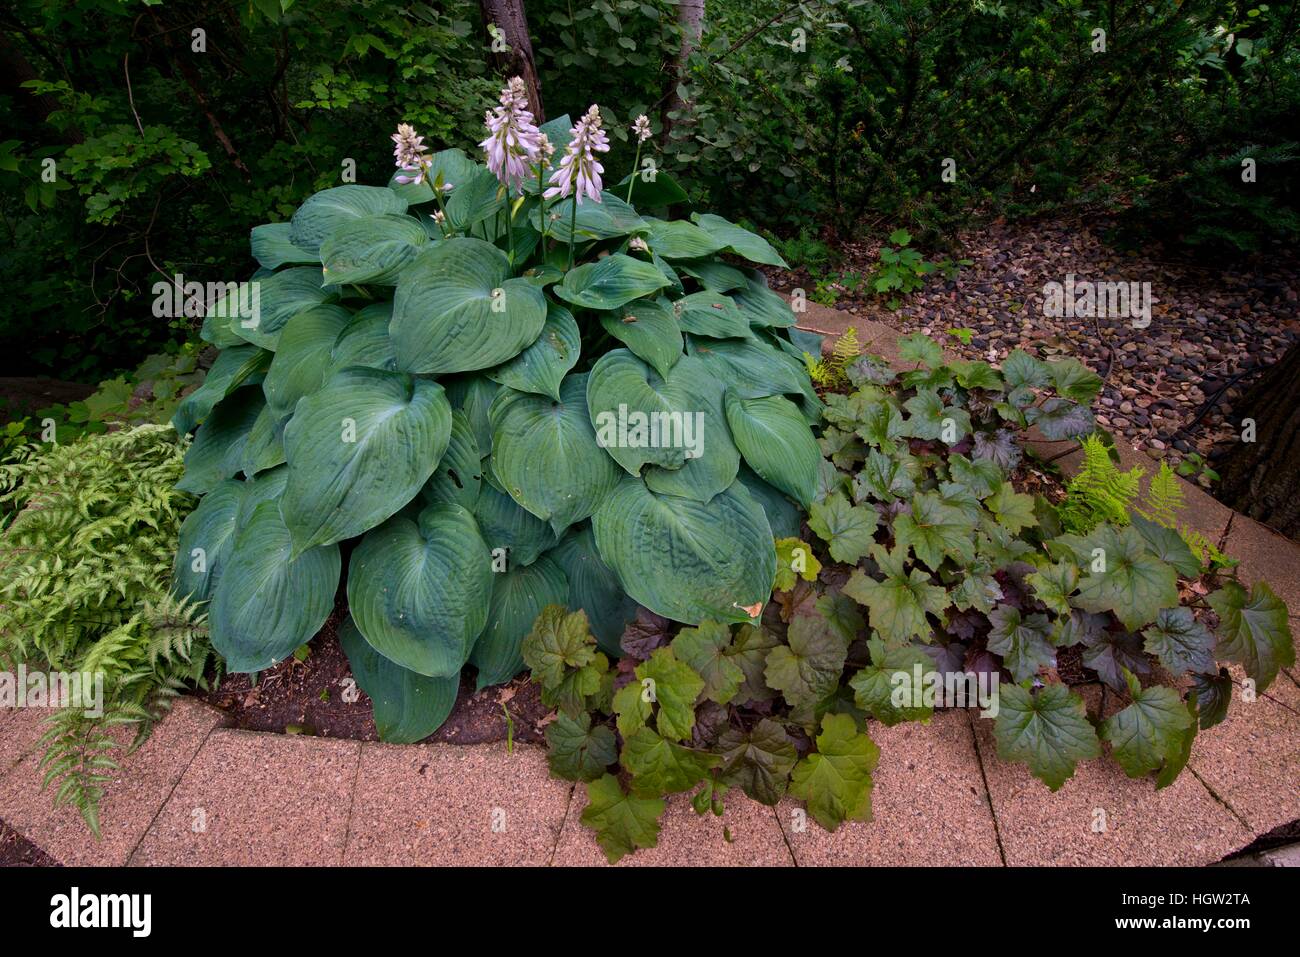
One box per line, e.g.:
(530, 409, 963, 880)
(526, 333, 1293, 863)
(170, 80, 824, 739)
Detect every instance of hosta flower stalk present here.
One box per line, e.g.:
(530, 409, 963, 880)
(479, 77, 543, 192)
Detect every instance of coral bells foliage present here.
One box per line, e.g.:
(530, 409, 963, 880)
(479, 77, 542, 190)
(546, 104, 611, 204)
(173, 105, 816, 752)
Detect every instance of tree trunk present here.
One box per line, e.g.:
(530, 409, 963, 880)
(478, 0, 544, 121)
(659, 0, 705, 145)
(0, 29, 82, 144)
(1215, 341, 1300, 539)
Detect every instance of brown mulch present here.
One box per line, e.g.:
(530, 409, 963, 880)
(771, 213, 1300, 477)
(0, 818, 58, 867)
(197, 601, 552, 747)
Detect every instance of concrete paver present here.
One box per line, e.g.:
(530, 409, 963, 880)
(777, 711, 1002, 866)
(0, 697, 224, 865)
(970, 711, 1253, 865)
(345, 741, 569, 866)
(130, 727, 360, 866)
(0, 706, 49, 776)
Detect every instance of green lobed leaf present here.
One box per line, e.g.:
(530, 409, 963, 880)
(581, 773, 664, 864)
(545, 711, 617, 782)
(993, 683, 1102, 791)
(717, 717, 798, 805)
(788, 713, 880, 830)
(1206, 580, 1294, 691)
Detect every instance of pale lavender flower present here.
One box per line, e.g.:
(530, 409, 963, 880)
(632, 114, 652, 144)
(479, 77, 542, 190)
(392, 123, 431, 184)
(545, 104, 610, 205)
(538, 133, 555, 164)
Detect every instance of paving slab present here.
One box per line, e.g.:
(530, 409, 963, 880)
(1188, 670, 1300, 836)
(793, 301, 959, 368)
(130, 727, 360, 866)
(1224, 514, 1300, 631)
(970, 710, 1253, 865)
(776, 710, 1002, 866)
(0, 706, 49, 775)
(0, 697, 225, 866)
(345, 741, 569, 866)
(552, 784, 793, 866)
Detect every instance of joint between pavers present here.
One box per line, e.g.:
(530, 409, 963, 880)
(963, 710, 1008, 866)
(546, 781, 577, 867)
(125, 706, 228, 867)
(339, 741, 368, 866)
(1187, 766, 1254, 836)
(770, 803, 799, 866)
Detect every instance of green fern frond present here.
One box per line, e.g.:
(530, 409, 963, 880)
(1133, 461, 1186, 528)
(1058, 434, 1145, 534)
(803, 327, 860, 389)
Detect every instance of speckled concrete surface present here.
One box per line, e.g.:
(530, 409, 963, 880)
(0, 707, 47, 776)
(0, 697, 224, 865)
(345, 741, 569, 866)
(552, 785, 794, 866)
(1188, 671, 1300, 836)
(776, 711, 1003, 866)
(971, 711, 1253, 865)
(129, 727, 360, 866)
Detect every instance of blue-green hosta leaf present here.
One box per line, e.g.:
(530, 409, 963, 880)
(849, 636, 937, 725)
(1142, 607, 1216, 676)
(176, 385, 266, 494)
(1101, 671, 1194, 778)
(586, 350, 717, 474)
(691, 213, 786, 267)
(843, 544, 949, 644)
(994, 683, 1102, 790)
(724, 391, 819, 507)
(599, 299, 682, 381)
(1026, 397, 1095, 440)
(686, 336, 806, 399)
(391, 238, 547, 374)
(581, 773, 664, 864)
(172, 343, 271, 435)
(281, 368, 452, 553)
(545, 710, 618, 782)
(676, 258, 747, 292)
(420, 410, 481, 512)
(470, 555, 568, 688)
(240, 404, 288, 477)
(765, 613, 849, 709)
(1047, 357, 1103, 403)
(327, 302, 397, 374)
(288, 184, 407, 255)
(642, 218, 724, 259)
(552, 253, 670, 310)
(1207, 580, 1294, 691)
(209, 500, 340, 673)
(987, 604, 1056, 681)
(615, 169, 689, 207)
(387, 147, 480, 205)
(736, 465, 802, 539)
(788, 713, 879, 830)
(550, 524, 637, 657)
(642, 375, 739, 503)
(531, 193, 647, 242)
(808, 492, 878, 564)
(218, 267, 339, 352)
(730, 269, 796, 328)
(1073, 525, 1179, 631)
(671, 619, 745, 705)
(592, 475, 775, 625)
(320, 213, 428, 286)
(892, 491, 976, 571)
(671, 291, 751, 339)
(485, 302, 579, 400)
(444, 374, 500, 456)
(348, 502, 493, 678)
(490, 373, 620, 535)
(250, 222, 317, 269)
(337, 615, 458, 744)
(444, 166, 504, 232)
(173, 469, 287, 603)
(474, 478, 557, 568)
(261, 305, 352, 418)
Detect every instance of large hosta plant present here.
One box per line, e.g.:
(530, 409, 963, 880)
(171, 82, 822, 738)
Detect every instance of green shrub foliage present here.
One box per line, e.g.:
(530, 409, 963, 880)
(172, 124, 823, 737)
(0, 425, 214, 834)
